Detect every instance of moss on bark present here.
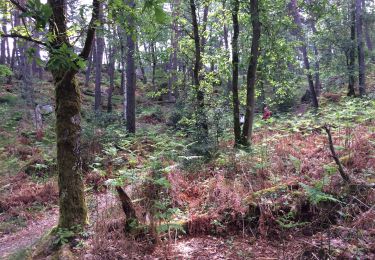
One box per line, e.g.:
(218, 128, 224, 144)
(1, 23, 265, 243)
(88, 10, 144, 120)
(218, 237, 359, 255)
(55, 73, 87, 229)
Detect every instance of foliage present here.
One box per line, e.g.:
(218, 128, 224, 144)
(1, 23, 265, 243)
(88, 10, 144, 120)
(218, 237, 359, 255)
(47, 44, 86, 73)
(300, 182, 341, 205)
(53, 228, 75, 245)
(20, 0, 52, 30)
(0, 64, 12, 80)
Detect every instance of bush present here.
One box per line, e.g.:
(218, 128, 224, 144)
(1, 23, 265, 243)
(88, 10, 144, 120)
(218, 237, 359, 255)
(0, 64, 12, 81)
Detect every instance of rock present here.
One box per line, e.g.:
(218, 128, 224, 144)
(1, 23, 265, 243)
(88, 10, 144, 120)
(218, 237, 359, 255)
(40, 104, 54, 115)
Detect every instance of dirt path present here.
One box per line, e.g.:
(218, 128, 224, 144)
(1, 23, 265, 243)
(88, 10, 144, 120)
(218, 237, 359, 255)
(0, 208, 58, 259)
(0, 192, 114, 259)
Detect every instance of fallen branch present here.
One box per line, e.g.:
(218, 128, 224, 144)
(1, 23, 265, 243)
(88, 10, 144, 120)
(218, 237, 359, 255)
(115, 186, 138, 231)
(323, 124, 351, 183)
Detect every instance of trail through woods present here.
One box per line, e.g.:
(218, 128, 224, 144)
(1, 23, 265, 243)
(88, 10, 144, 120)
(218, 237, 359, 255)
(0, 193, 114, 259)
(0, 209, 58, 259)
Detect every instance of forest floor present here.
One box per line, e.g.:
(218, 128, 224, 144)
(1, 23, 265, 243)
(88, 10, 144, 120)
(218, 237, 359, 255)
(0, 73, 375, 259)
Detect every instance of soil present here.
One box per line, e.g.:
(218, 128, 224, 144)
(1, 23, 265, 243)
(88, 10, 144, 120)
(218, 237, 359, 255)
(0, 208, 58, 259)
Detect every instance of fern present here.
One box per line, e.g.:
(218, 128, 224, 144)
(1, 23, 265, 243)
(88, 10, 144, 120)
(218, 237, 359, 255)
(300, 183, 341, 205)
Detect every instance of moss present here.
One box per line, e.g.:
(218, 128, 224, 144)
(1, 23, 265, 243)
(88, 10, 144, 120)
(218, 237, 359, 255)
(55, 74, 88, 229)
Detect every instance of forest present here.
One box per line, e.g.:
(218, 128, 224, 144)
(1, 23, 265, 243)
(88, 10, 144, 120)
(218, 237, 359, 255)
(0, 0, 374, 259)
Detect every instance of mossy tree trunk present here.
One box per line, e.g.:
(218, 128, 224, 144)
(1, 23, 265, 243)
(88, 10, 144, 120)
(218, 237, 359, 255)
(55, 72, 88, 229)
(47, 0, 100, 230)
(3, 0, 99, 231)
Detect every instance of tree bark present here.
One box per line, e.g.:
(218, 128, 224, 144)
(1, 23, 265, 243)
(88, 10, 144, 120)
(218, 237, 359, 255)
(241, 0, 261, 146)
(94, 2, 105, 112)
(47, 0, 99, 230)
(0, 5, 7, 65)
(116, 186, 138, 230)
(361, 0, 373, 61)
(118, 27, 126, 97)
(167, 0, 180, 101)
(232, 0, 241, 146)
(288, 0, 319, 109)
(107, 44, 115, 113)
(151, 41, 156, 91)
(201, 2, 209, 54)
(310, 22, 321, 96)
(190, 0, 208, 140)
(348, 1, 356, 97)
(85, 51, 93, 87)
(125, 0, 136, 133)
(356, 0, 366, 96)
(10, 10, 20, 71)
(136, 41, 147, 84)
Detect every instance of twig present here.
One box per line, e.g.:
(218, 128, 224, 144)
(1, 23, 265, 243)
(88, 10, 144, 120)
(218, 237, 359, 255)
(1, 33, 47, 46)
(9, 0, 28, 13)
(323, 124, 351, 183)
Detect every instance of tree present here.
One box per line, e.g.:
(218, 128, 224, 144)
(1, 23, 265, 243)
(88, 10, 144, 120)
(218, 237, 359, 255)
(190, 0, 208, 140)
(107, 41, 116, 113)
(288, 0, 319, 109)
(232, 0, 241, 146)
(241, 0, 261, 146)
(125, 0, 136, 133)
(356, 0, 366, 96)
(361, 0, 373, 60)
(168, 0, 180, 101)
(348, 0, 356, 97)
(94, 2, 105, 112)
(4, 0, 100, 230)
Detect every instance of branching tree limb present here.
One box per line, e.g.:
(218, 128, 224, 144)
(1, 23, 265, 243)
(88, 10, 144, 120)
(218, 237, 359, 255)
(79, 0, 100, 60)
(8, 0, 28, 13)
(1, 33, 47, 46)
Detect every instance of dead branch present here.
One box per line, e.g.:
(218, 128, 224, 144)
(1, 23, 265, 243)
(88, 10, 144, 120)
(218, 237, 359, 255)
(323, 124, 351, 183)
(115, 186, 138, 230)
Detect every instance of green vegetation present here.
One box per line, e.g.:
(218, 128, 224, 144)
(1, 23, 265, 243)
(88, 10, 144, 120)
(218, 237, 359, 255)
(0, 0, 374, 258)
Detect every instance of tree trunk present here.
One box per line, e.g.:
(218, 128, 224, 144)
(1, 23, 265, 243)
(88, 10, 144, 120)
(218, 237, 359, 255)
(125, 0, 136, 133)
(107, 44, 115, 113)
(10, 10, 20, 71)
(136, 41, 147, 84)
(151, 41, 156, 91)
(47, 0, 99, 230)
(201, 2, 209, 54)
(348, 1, 356, 97)
(190, 0, 208, 140)
(361, 0, 373, 61)
(0, 7, 7, 65)
(85, 51, 93, 87)
(241, 0, 261, 146)
(232, 0, 241, 146)
(356, 0, 366, 96)
(167, 0, 180, 101)
(55, 72, 87, 229)
(288, 0, 319, 109)
(311, 22, 321, 96)
(94, 2, 105, 112)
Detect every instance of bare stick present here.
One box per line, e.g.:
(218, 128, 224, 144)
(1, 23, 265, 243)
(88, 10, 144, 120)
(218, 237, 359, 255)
(323, 124, 351, 183)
